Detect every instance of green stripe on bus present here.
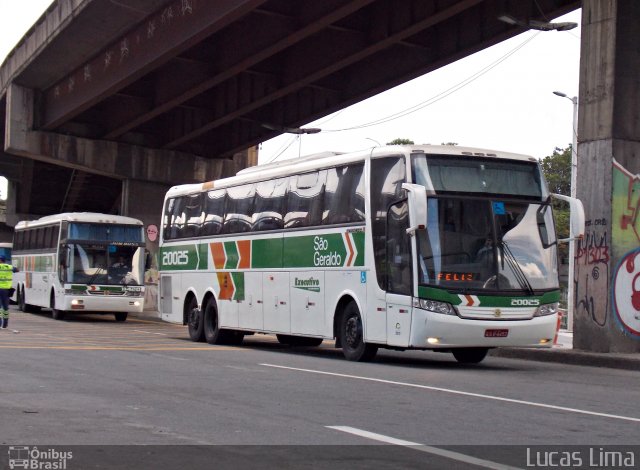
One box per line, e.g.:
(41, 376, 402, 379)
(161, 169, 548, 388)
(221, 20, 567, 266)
(224, 242, 239, 270)
(283, 234, 349, 268)
(231, 272, 245, 301)
(198, 243, 208, 270)
(418, 286, 561, 307)
(159, 245, 200, 270)
(251, 238, 283, 269)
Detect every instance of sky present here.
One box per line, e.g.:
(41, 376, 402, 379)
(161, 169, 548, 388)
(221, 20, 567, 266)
(0, 1, 581, 193)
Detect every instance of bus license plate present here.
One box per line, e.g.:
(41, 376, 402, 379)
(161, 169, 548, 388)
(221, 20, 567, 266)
(485, 329, 509, 338)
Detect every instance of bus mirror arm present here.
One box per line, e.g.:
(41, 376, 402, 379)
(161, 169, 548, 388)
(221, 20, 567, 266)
(402, 183, 428, 236)
(551, 193, 586, 239)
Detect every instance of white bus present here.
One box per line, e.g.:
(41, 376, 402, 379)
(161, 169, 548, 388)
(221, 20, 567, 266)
(159, 145, 584, 363)
(12, 212, 147, 322)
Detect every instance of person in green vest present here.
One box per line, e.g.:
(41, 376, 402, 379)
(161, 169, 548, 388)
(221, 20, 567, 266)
(0, 255, 18, 329)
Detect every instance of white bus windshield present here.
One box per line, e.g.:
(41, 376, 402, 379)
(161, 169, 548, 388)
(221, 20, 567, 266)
(416, 197, 559, 292)
(63, 244, 145, 286)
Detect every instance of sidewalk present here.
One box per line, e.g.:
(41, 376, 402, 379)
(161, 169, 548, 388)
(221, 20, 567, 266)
(490, 330, 640, 371)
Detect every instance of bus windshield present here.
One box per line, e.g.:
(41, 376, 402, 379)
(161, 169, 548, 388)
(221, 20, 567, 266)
(63, 244, 145, 286)
(416, 197, 559, 293)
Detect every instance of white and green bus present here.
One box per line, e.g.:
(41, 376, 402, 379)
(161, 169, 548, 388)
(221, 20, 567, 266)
(159, 145, 584, 363)
(12, 212, 147, 322)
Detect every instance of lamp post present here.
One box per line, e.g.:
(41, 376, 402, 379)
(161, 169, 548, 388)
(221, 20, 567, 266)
(553, 90, 578, 332)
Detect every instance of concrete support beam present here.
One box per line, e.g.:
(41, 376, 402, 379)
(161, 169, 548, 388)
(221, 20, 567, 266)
(4, 83, 253, 186)
(575, 0, 640, 352)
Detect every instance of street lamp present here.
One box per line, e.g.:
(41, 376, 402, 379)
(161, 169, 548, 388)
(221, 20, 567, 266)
(498, 14, 578, 31)
(553, 90, 578, 332)
(261, 123, 321, 134)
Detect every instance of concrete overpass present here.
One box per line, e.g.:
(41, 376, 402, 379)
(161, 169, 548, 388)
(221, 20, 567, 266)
(0, 0, 580, 222)
(1, 0, 639, 353)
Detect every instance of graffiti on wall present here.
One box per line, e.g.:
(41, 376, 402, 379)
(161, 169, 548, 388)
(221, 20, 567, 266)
(611, 159, 640, 338)
(575, 226, 609, 327)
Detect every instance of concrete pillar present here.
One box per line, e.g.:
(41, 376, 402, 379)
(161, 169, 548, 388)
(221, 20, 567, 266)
(121, 179, 169, 314)
(575, 0, 640, 352)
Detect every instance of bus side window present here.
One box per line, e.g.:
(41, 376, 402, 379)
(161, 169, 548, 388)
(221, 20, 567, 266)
(184, 193, 203, 238)
(323, 164, 365, 225)
(387, 200, 412, 295)
(285, 170, 326, 228)
(163, 197, 183, 240)
(370, 156, 406, 290)
(202, 189, 225, 236)
(252, 178, 287, 232)
(223, 184, 254, 234)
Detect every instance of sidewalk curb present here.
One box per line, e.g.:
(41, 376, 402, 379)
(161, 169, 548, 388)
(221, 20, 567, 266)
(490, 347, 640, 371)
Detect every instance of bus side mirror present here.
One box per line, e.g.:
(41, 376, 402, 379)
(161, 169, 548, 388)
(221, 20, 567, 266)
(402, 183, 427, 236)
(552, 193, 586, 240)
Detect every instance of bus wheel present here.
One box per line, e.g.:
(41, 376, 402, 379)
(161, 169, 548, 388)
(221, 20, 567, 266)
(452, 348, 489, 364)
(187, 297, 204, 342)
(203, 301, 227, 345)
(18, 288, 26, 312)
(340, 301, 378, 362)
(114, 312, 128, 322)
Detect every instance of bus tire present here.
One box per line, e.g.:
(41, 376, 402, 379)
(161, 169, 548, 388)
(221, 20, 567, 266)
(18, 288, 26, 312)
(203, 300, 228, 345)
(340, 301, 378, 362)
(114, 312, 128, 322)
(186, 297, 204, 342)
(452, 348, 489, 364)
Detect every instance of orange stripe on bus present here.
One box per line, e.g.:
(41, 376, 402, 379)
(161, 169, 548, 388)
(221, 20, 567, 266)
(345, 233, 355, 267)
(237, 240, 251, 269)
(217, 272, 235, 300)
(210, 243, 226, 270)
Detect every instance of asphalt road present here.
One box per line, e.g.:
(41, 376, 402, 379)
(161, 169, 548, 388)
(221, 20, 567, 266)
(1, 307, 639, 469)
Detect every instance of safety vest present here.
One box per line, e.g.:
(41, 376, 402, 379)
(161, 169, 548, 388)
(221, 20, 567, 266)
(0, 263, 13, 289)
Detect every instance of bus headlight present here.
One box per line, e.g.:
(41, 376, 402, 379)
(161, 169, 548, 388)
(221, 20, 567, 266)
(534, 302, 559, 317)
(417, 299, 456, 315)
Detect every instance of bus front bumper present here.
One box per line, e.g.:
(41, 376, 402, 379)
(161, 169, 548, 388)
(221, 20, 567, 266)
(411, 308, 558, 349)
(61, 296, 144, 313)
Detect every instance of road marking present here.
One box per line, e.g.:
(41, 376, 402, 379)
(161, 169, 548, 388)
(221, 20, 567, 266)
(327, 426, 520, 470)
(133, 330, 168, 336)
(261, 364, 640, 423)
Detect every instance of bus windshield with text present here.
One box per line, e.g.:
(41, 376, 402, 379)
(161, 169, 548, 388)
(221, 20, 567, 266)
(159, 145, 584, 363)
(12, 213, 146, 322)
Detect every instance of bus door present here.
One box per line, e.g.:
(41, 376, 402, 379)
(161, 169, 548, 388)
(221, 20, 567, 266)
(385, 200, 412, 347)
(263, 272, 289, 332)
(241, 272, 263, 330)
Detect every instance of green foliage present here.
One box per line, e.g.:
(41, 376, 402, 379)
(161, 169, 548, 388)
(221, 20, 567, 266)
(541, 145, 572, 260)
(540, 145, 571, 195)
(387, 138, 414, 145)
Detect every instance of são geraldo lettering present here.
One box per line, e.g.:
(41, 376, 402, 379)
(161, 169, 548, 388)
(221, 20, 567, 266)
(313, 236, 342, 267)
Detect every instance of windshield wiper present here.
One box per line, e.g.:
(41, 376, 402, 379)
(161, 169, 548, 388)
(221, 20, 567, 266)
(499, 241, 534, 295)
(88, 265, 105, 285)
